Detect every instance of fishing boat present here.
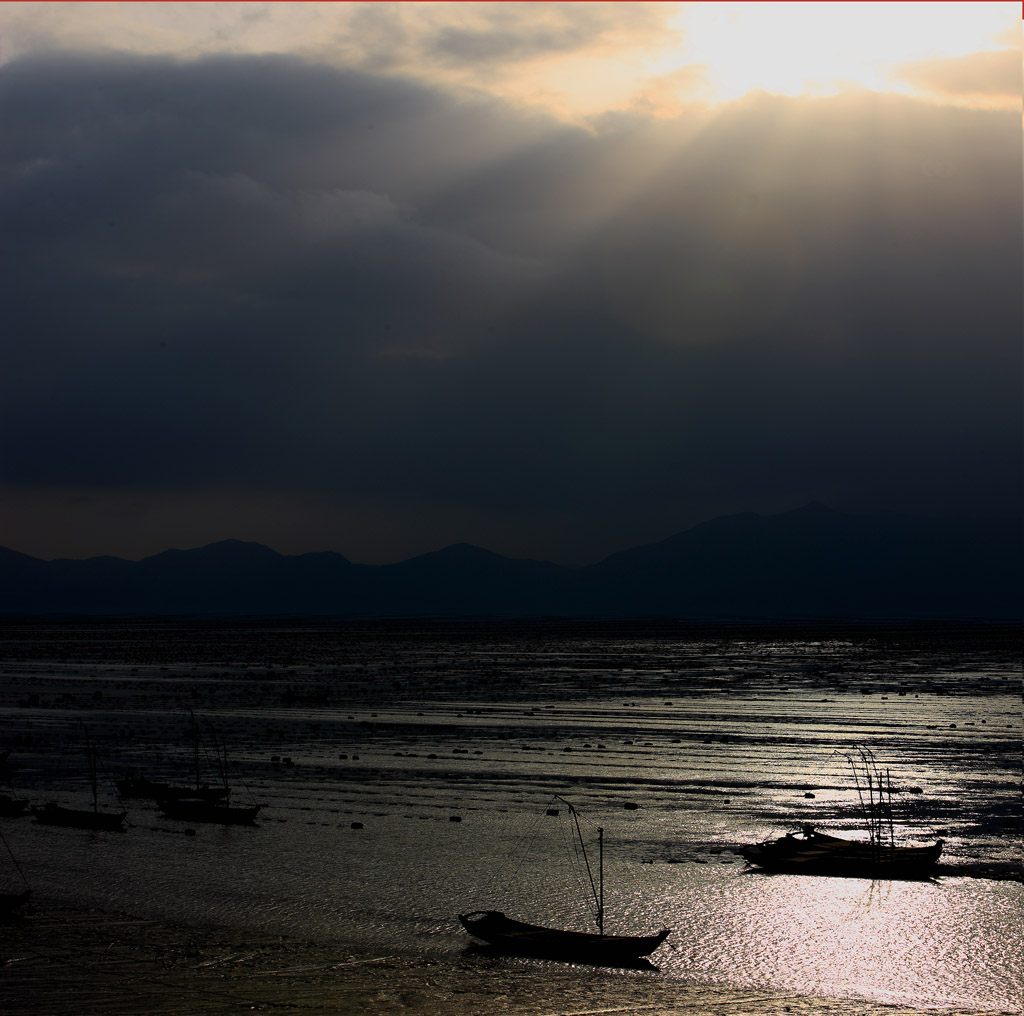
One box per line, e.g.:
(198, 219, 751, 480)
(740, 825, 943, 878)
(0, 794, 30, 818)
(0, 888, 31, 916)
(459, 797, 670, 965)
(32, 729, 127, 832)
(116, 775, 228, 803)
(741, 749, 942, 880)
(156, 713, 260, 825)
(158, 797, 260, 825)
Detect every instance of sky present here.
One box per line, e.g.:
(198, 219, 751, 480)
(1, 2, 1020, 565)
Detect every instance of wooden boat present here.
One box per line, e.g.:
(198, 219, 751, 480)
(459, 910, 670, 964)
(33, 800, 127, 831)
(458, 797, 669, 966)
(740, 825, 942, 879)
(0, 888, 31, 915)
(116, 775, 228, 803)
(156, 712, 260, 825)
(741, 749, 942, 880)
(157, 797, 260, 825)
(33, 729, 126, 831)
(0, 794, 30, 818)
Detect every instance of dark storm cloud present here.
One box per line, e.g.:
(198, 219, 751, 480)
(1, 51, 1020, 546)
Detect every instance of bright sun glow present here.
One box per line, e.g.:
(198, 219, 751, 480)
(655, 1, 1018, 103)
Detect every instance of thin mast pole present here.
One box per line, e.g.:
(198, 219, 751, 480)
(598, 826, 604, 937)
(555, 795, 601, 933)
(191, 711, 200, 791)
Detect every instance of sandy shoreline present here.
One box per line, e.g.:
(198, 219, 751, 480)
(0, 898, 1012, 1016)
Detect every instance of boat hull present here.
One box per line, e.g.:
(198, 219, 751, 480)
(0, 889, 31, 915)
(0, 795, 29, 817)
(741, 830, 943, 879)
(157, 798, 260, 825)
(32, 804, 127, 831)
(116, 778, 228, 803)
(459, 910, 670, 965)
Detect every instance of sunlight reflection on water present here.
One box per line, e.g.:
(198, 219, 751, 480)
(1, 622, 1020, 1011)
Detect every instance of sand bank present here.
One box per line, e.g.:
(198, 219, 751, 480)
(0, 900, 1010, 1016)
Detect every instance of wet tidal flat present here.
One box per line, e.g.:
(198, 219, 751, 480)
(0, 619, 1020, 1014)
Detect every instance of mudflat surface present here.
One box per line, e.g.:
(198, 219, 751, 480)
(0, 901, 1012, 1016)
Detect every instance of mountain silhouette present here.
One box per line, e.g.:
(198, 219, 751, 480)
(0, 504, 1018, 618)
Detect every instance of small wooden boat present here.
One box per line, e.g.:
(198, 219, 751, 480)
(33, 729, 126, 831)
(0, 888, 31, 915)
(459, 797, 669, 966)
(116, 776, 228, 803)
(741, 749, 942, 880)
(0, 794, 30, 818)
(155, 713, 260, 825)
(459, 910, 670, 963)
(740, 826, 942, 879)
(33, 800, 127, 831)
(157, 797, 260, 825)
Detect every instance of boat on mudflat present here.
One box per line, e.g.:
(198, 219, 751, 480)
(459, 796, 670, 966)
(32, 728, 127, 832)
(459, 910, 670, 964)
(33, 801, 127, 831)
(0, 888, 31, 915)
(116, 776, 229, 803)
(742, 748, 944, 880)
(740, 825, 943, 879)
(157, 797, 260, 825)
(154, 711, 261, 825)
(0, 794, 30, 818)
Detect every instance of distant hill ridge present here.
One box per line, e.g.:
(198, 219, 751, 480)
(0, 504, 1018, 618)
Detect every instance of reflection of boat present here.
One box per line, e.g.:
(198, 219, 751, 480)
(740, 826, 943, 879)
(156, 712, 260, 825)
(33, 729, 126, 832)
(741, 749, 942, 880)
(459, 797, 669, 965)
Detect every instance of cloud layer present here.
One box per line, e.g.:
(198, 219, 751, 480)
(1, 49, 1019, 561)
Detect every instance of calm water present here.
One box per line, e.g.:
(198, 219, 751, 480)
(0, 620, 1020, 1011)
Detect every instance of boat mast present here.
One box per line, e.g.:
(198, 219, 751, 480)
(555, 795, 603, 936)
(81, 723, 99, 813)
(190, 710, 201, 791)
(89, 744, 98, 813)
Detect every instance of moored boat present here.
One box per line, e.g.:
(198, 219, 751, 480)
(33, 800, 127, 831)
(157, 797, 260, 825)
(459, 796, 670, 966)
(741, 749, 943, 880)
(0, 888, 31, 915)
(0, 794, 30, 818)
(740, 825, 942, 879)
(155, 712, 260, 825)
(32, 728, 127, 832)
(459, 910, 669, 963)
(116, 775, 228, 803)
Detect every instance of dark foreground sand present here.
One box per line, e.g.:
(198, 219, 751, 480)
(0, 900, 1010, 1016)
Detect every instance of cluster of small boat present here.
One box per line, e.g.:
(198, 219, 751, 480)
(1, 715, 262, 837)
